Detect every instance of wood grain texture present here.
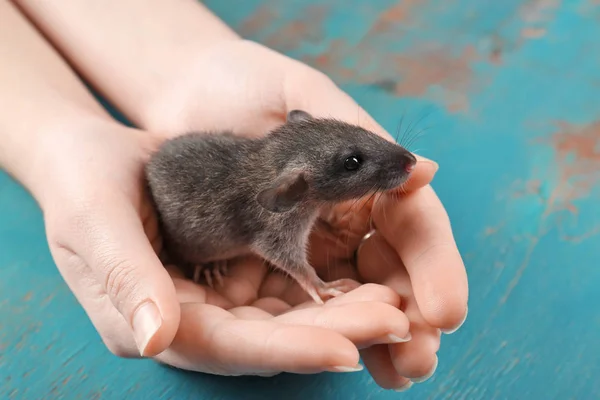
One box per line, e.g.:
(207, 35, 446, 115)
(2, 0, 599, 398)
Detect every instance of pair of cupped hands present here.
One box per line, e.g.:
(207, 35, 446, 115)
(39, 40, 467, 390)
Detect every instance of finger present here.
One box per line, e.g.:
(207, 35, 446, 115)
(396, 154, 437, 193)
(360, 345, 412, 391)
(274, 300, 410, 349)
(259, 269, 319, 307)
(48, 244, 139, 357)
(70, 196, 180, 357)
(229, 306, 274, 320)
(156, 304, 362, 375)
(357, 233, 442, 380)
(213, 255, 268, 307)
(323, 283, 400, 307)
(251, 297, 293, 315)
(389, 304, 440, 381)
(171, 277, 233, 310)
(372, 185, 468, 330)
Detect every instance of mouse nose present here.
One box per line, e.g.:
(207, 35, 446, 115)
(403, 152, 417, 173)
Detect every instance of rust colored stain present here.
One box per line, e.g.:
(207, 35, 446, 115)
(521, 27, 547, 39)
(518, 0, 562, 39)
(263, 6, 328, 51)
(512, 179, 543, 198)
(520, 0, 562, 23)
(393, 46, 476, 97)
(22, 292, 32, 301)
(484, 223, 505, 236)
(370, 0, 423, 33)
(386, 46, 476, 112)
(238, 6, 277, 38)
(305, 39, 346, 70)
(543, 120, 600, 214)
(305, 42, 478, 113)
(240, 2, 478, 113)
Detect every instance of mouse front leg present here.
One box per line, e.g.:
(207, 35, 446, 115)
(292, 266, 361, 304)
(192, 260, 229, 288)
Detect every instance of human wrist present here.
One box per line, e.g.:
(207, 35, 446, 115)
(3, 113, 114, 207)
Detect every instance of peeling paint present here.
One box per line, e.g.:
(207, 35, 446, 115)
(263, 6, 328, 51)
(543, 120, 600, 214)
(512, 179, 543, 198)
(369, 0, 423, 33)
(240, 2, 480, 113)
(239, 6, 277, 37)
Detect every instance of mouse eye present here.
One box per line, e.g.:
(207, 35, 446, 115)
(344, 156, 361, 171)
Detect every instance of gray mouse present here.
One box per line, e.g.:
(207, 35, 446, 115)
(145, 110, 416, 304)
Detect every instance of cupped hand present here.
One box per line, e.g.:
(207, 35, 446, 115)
(143, 39, 469, 389)
(36, 116, 420, 379)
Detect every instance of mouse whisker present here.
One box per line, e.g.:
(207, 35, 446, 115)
(403, 126, 431, 152)
(399, 106, 434, 149)
(394, 112, 406, 144)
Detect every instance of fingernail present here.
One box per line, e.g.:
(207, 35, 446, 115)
(387, 331, 412, 343)
(329, 364, 364, 373)
(132, 301, 162, 356)
(441, 305, 468, 334)
(410, 355, 438, 383)
(394, 381, 413, 392)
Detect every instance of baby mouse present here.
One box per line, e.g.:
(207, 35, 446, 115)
(145, 110, 417, 304)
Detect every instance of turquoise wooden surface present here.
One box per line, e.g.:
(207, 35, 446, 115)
(2, 1, 599, 398)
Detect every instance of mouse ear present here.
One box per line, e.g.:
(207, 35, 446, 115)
(287, 110, 313, 123)
(256, 171, 309, 213)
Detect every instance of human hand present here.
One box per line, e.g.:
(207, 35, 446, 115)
(37, 117, 422, 377)
(142, 39, 469, 389)
(1, 0, 468, 389)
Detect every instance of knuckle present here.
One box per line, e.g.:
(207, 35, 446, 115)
(101, 254, 138, 303)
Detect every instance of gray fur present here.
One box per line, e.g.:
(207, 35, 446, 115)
(144, 110, 416, 302)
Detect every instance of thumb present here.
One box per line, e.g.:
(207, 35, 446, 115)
(76, 198, 180, 357)
(284, 70, 439, 190)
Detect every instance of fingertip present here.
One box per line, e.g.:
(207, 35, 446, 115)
(401, 159, 438, 192)
(130, 265, 181, 357)
(416, 284, 468, 331)
(325, 283, 401, 308)
(440, 304, 468, 334)
(133, 295, 181, 357)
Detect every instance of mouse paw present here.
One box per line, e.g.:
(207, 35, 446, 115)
(317, 278, 361, 300)
(192, 260, 229, 288)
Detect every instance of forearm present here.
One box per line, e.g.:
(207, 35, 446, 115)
(13, 0, 240, 130)
(0, 2, 109, 197)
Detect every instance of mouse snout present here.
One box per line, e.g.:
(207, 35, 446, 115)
(400, 150, 417, 173)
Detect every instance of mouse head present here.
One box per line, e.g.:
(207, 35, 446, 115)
(256, 110, 417, 213)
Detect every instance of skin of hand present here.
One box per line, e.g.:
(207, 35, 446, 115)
(11, 0, 469, 389)
(144, 40, 469, 387)
(1, 0, 442, 384)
